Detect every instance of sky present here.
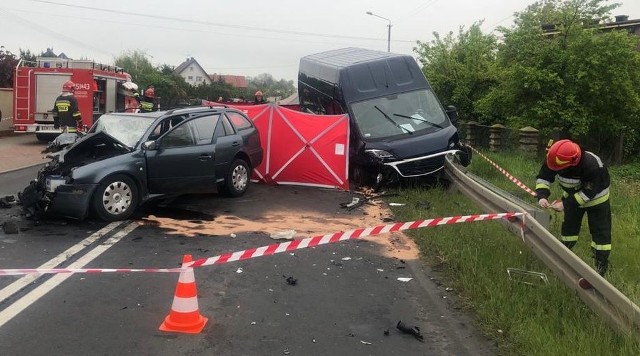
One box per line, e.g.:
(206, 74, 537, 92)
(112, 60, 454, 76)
(1, 0, 639, 83)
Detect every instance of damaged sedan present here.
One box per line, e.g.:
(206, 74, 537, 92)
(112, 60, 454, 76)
(19, 107, 263, 221)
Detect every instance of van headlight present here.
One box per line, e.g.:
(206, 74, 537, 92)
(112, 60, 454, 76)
(365, 149, 396, 160)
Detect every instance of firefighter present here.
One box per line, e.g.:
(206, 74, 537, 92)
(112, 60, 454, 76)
(135, 86, 158, 112)
(535, 139, 612, 276)
(52, 80, 82, 131)
(254, 90, 265, 104)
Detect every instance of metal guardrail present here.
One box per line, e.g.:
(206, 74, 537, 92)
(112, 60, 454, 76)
(444, 155, 640, 340)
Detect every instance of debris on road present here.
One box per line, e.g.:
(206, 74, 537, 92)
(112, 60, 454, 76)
(397, 277, 413, 282)
(2, 219, 20, 234)
(284, 275, 298, 286)
(388, 203, 405, 206)
(396, 321, 424, 342)
(0, 195, 16, 209)
(340, 190, 398, 211)
(270, 229, 296, 240)
(360, 340, 372, 345)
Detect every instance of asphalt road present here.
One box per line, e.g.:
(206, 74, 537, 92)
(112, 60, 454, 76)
(0, 135, 497, 355)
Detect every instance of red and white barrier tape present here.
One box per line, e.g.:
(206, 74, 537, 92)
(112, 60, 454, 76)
(467, 145, 537, 197)
(184, 212, 524, 268)
(0, 212, 524, 276)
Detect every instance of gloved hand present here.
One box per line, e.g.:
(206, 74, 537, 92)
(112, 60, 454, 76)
(550, 200, 564, 212)
(538, 198, 550, 208)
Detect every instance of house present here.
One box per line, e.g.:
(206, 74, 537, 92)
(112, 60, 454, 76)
(543, 14, 640, 40)
(174, 57, 212, 86)
(209, 74, 248, 89)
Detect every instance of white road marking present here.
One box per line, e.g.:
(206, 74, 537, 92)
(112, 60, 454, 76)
(0, 221, 124, 304)
(0, 221, 138, 328)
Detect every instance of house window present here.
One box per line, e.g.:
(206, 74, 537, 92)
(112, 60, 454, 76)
(190, 67, 194, 71)
(196, 76, 202, 82)
(188, 76, 193, 80)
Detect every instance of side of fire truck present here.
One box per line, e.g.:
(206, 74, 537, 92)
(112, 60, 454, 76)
(13, 57, 139, 142)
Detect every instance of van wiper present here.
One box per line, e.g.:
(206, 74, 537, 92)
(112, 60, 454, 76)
(374, 106, 413, 134)
(393, 113, 444, 129)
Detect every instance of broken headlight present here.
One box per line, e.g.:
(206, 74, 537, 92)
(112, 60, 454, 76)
(365, 149, 396, 161)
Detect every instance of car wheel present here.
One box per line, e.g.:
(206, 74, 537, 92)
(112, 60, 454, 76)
(92, 174, 138, 221)
(221, 159, 250, 197)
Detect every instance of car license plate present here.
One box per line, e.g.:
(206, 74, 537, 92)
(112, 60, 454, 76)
(39, 125, 57, 132)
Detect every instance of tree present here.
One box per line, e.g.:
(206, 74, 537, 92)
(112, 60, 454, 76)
(114, 50, 191, 107)
(0, 47, 19, 88)
(476, 0, 640, 162)
(414, 22, 499, 123)
(246, 73, 296, 100)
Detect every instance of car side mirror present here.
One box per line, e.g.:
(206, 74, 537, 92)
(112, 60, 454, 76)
(143, 140, 157, 151)
(445, 105, 458, 125)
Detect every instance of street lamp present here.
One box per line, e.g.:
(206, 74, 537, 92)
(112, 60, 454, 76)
(366, 11, 392, 52)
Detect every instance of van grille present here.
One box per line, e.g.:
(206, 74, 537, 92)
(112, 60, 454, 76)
(395, 156, 445, 177)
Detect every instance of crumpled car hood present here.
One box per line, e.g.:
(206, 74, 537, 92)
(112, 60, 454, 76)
(58, 131, 132, 166)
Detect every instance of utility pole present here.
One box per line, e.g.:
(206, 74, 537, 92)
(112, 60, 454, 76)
(366, 11, 392, 52)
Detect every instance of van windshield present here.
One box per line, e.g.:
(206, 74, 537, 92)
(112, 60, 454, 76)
(350, 89, 449, 140)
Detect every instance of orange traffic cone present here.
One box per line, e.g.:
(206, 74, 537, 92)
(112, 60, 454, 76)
(159, 254, 209, 334)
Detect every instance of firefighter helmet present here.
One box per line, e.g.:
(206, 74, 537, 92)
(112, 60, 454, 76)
(62, 80, 75, 93)
(255, 90, 263, 97)
(546, 139, 581, 171)
(144, 87, 155, 98)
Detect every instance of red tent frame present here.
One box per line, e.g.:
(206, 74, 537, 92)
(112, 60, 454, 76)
(226, 103, 350, 190)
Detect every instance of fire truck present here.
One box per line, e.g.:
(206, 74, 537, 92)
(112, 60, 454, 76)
(13, 57, 139, 142)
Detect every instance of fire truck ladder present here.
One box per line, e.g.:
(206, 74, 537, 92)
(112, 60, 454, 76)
(13, 59, 32, 124)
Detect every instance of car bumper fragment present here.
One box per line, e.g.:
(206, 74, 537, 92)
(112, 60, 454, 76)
(48, 183, 98, 220)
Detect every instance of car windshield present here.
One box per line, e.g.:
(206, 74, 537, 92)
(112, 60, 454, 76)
(350, 89, 450, 140)
(90, 114, 157, 147)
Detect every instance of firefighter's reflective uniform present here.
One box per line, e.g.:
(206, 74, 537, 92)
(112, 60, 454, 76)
(52, 93, 82, 131)
(135, 87, 158, 112)
(536, 147, 612, 275)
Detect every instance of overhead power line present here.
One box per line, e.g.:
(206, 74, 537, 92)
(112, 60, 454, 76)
(28, 0, 415, 43)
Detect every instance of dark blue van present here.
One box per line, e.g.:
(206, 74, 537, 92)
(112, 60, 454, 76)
(298, 47, 470, 187)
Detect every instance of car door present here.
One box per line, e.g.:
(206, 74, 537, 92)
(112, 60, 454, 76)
(212, 113, 243, 182)
(145, 114, 219, 194)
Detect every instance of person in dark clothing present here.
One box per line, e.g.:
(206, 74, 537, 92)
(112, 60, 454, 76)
(254, 90, 265, 104)
(52, 80, 82, 132)
(135, 86, 158, 112)
(535, 139, 612, 276)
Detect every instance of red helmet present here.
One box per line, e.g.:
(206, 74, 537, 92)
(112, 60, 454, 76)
(144, 87, 155, 98)
(546, 139, 581, 171)
(62, 80, 75, 93)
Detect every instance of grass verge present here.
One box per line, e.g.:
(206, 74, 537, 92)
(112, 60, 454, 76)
(387, 150, 640, 355)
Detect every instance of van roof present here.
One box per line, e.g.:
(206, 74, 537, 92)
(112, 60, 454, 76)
(299, 47, 410, 84)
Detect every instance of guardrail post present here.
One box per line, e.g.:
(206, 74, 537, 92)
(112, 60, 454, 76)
(465, 121, 478, 147)
(489, 124, 506, 152)
(519, 126, 540, 154)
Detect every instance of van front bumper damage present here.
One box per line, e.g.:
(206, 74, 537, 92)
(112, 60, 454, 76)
(384, 149, 462, 178)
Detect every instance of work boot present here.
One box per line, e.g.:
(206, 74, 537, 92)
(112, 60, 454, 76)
(592, 248, 610, 276)
(595, 259, 609, 276)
